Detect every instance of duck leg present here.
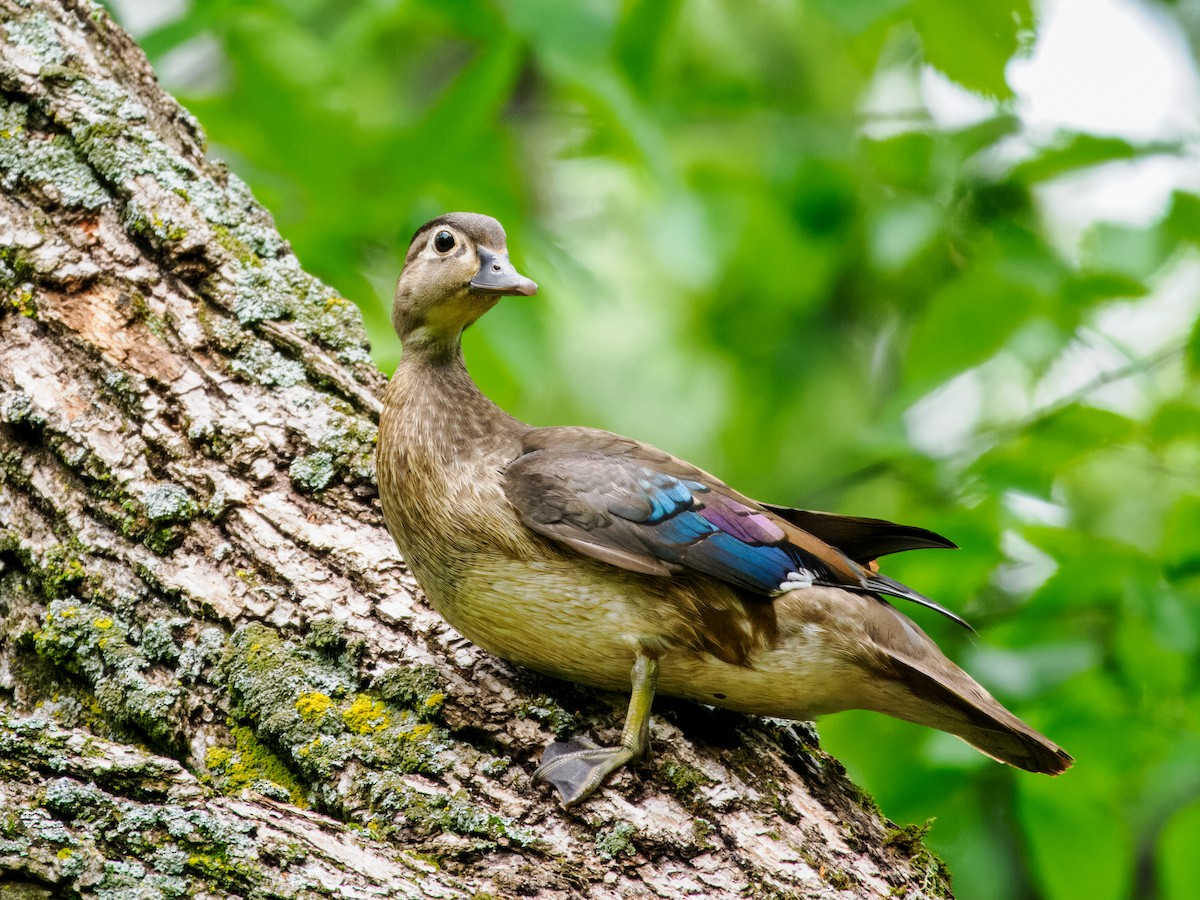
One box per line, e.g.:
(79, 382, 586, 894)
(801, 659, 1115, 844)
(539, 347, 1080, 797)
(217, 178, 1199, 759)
(534, 653, 659, 806)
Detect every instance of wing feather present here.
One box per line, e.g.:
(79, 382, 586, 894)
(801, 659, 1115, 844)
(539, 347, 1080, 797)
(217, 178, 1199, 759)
(504, 427, 971, 629)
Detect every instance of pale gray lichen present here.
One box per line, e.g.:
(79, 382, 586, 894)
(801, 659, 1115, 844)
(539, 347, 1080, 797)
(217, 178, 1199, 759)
(0, 99, 108, 210)
(141, 483, 197, 523)
(123, 196, 188, 242)
(364, 777, 538, 848)
(199, 171, 285, 258)
(229, 340, 308, 387)
(289, 413, 376, 492)
(0, 391, 45, 428)
(177, 627, 226, 684)
(289, 451, 335, 492)
(232, 261, 301, 324)
(34, 600, 182, 749)
(141, 618, 182, 664)
(3, 10, 67, 68)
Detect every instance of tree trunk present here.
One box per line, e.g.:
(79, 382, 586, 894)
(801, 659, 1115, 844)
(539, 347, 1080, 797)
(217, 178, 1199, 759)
(0, 2, 953, 897)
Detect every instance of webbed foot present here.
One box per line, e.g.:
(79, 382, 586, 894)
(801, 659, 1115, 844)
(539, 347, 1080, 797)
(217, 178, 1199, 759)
(533, 736, 638, 807)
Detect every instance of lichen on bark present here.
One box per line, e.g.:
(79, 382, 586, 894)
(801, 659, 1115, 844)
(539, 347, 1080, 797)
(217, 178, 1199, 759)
(0, 1, 954, 897)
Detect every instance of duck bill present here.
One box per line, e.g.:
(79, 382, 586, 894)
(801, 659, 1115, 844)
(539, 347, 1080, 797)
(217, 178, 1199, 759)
(469, 247, 538, 296)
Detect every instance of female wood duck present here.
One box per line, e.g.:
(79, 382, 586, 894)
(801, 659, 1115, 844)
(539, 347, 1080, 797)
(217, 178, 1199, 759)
(377, 212, 1072, 806)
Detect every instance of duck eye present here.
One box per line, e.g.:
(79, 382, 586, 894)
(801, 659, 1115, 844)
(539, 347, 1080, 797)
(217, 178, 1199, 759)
(434, 230, 455, 253)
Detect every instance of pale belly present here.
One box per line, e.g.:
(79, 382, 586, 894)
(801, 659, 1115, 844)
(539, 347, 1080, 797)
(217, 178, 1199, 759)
(425, 554, 867, 722)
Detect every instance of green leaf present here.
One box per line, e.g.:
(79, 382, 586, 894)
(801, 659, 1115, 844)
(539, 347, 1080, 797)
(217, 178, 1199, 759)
(1159, 800, 1200, 900)
(1032, 405, 1136, 449)
(1150, 401, 1200, 446)
(810, 0, 911, 34)
(1082, 222, 1170, 280)
(1165, 190, 1200, 245)
(905, 269, 1038, 391)
(1162, 494, 1200, 578)
(1010, 134, 1178, 184)
(1188, 312, 1200, 375)
(863, 132, 936, 192)
(1017, 736, 1134, 900)
(911, 0, 1032, 98)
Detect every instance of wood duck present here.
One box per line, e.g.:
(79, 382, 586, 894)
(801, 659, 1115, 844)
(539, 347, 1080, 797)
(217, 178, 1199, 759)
(377, 212, 1072, 807)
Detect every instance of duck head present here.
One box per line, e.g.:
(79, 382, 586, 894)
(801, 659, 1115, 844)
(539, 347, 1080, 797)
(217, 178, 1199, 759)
(392, 212, 537, 357)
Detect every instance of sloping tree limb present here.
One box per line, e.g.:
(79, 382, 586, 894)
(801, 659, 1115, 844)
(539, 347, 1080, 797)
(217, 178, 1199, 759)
(0, 2, 951, 897)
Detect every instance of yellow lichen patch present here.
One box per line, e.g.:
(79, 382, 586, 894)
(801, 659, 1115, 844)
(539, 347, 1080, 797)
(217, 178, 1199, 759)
(423, 692, 445, 712)
(92, 617, 114, 630)
(403, 723, 433, 741)
(206, 726, 308, 808)
(295, 691, 334, 723)
(205, 746, 233, 769)
(56, 848, 73, 860)
(342, 695, 390, 734)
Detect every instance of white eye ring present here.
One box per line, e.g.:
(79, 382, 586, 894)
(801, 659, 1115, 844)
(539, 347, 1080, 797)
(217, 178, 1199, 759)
(433, 230, 456, 253)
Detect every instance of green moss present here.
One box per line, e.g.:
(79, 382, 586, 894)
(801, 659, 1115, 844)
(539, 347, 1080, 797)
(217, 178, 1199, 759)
(303, 616, 347, 655)
(40, 543, 88, 599)
(660, 760, 712, 801)
(884, 820, 954, 897)
(100, 369, 145, 416)
(221, 624, 452, 815)
(4, 284, 37, 317)
(365, 778, 538, 850)
(34, 599, 182, 749)
(826, 868, 852, 890)
(0, 244, 37, 285)
(0, 390, 37, 428)
(125, 201, 188, 242)
(184, 851, 261, 894)
(595, 821, 637, 859)
(515, 695, 579, 739)
(373, 665, 445, 720)
(208, 222, 259, 266)
(205, 725, 308, 807)
(106, 484, 198, 554)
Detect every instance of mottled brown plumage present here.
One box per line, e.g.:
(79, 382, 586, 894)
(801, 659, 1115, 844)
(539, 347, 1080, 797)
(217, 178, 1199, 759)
(377, 212, 1072, 806)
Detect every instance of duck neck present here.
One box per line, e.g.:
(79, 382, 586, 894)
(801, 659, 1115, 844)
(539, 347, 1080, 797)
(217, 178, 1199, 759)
(390, 341, 525, 460)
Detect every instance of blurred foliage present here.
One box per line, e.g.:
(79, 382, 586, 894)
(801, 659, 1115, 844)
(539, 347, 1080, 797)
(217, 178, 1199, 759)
(110, 0, 1200, 896)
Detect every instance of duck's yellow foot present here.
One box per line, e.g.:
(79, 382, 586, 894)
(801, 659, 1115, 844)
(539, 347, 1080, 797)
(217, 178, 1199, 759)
(532, 654, 659, 807)
(533, 736, 639, 806)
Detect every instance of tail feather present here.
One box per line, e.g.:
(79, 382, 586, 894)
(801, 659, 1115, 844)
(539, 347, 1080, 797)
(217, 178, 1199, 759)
(888, 656, 1073, 774)
(860, 598, 1073, 775)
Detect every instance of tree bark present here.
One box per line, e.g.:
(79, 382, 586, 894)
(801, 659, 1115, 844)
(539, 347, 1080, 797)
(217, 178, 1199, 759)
(0, 2, 953, 897)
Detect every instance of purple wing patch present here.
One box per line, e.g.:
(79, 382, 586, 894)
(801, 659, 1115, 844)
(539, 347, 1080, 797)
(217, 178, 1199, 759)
(695, 492, 787, 545)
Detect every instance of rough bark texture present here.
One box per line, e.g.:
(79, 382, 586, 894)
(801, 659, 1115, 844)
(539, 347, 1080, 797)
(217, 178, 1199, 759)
(0, 2, 953, 897)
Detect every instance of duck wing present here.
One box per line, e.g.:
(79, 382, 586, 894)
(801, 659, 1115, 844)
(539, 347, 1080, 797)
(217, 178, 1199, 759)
(503, 427, 971, 630)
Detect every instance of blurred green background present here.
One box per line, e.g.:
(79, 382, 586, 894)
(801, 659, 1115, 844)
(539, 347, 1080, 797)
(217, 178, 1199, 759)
(107, 0, 1200, 896)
